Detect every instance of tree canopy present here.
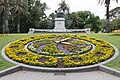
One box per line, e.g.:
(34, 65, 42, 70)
(0, 0, 112, 33)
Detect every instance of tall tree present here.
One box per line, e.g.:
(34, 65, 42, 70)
(68, 11, 101, 33)
(11, 0, 27, 33)
(29, 0, 48, 29)
(40, 2, 48, 18)
(0, 0, 9, 33)
(69, 12, 78, 29)
(30, 0, 48, 19)
(98, 0, 118, 33)
(48, 12, 55, 29)
(58, 0, 70, 14)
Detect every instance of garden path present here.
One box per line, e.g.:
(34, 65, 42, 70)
(0, 70, 120, 80)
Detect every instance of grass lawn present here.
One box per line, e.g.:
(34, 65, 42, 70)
(90, 33, 120, 70)
(0, 33, 120, 71)
(0, 33, 40, 70)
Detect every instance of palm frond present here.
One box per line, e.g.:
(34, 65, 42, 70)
(109, 7, 120, 18)
(97, 0, 105, 5)
(98, 0, 118, 5)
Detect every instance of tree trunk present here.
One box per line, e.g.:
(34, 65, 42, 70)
(105, 4, 110, 33)
(4, 0, 9, 34)
(2, 17, 5, 34)
(73, 20, 76, 29)
(17, 11, 20, 33)
(2, 14, 9, 34)
(5, 19, 9, 33)
(17, 24, 20, 33)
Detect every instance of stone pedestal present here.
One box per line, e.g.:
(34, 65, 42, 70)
(53, 18, 66, 32)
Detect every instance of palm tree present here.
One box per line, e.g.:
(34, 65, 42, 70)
(109, 7, 120, 19)
(11, 0, 27, 33)
(0, 0, 9, 34)
(69, 13, 78, 29)
(58, 0, 70, 15)
(98, 0, 118, 33)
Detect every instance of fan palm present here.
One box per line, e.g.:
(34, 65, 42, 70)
(69, 13, 78, 29)
(58, 0, 70, 15)
(11, 0, 27, 33)
(0, 0, 9, 33)
(98, 0, 118, 32)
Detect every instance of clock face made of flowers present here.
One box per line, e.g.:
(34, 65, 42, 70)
(4, 34, 116, 68)
(27, 37, 92, 56)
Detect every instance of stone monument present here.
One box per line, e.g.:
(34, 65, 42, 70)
(53, 8, 66, 32)
(28, 8, 91, 33)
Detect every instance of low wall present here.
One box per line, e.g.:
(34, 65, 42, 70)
(28, 28, 91, 33)
(1, 65, 120, 78)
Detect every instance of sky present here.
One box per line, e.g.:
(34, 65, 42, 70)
(41, 0, 120, 19)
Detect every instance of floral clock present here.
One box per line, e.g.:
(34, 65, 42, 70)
(4, 34, 115, 68)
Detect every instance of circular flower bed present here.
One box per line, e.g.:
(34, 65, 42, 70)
(5, 34, 115, 68)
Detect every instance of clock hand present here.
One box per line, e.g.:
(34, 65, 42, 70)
(60, 38, 71, 42)
(55, 38, 71, 43)
(61, 42, 73, 45)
